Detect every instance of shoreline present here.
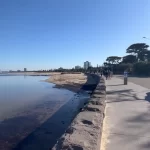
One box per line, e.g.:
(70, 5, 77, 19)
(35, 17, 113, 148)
(0, 73, 89, 150)
(0, 73, 102, 150)
(52, 75, 106, 150)
(45, 73, 87, 93)
(1, 72, 88, 93)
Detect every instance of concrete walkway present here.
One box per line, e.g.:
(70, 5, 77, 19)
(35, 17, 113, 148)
(101, 77, 150, 150)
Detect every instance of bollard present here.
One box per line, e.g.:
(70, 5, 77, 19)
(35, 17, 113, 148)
(124, 71, 128, 85)
(124, 77, 128, 85)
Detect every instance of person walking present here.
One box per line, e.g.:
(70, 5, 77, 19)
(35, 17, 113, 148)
(105, 70, 108, 80)
(100, 70, 103, 77)
(110, 71, 113, 78)
(108, 70, 111, 79)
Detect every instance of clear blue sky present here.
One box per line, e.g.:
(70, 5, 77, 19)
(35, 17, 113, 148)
(0, 0, 150, 70)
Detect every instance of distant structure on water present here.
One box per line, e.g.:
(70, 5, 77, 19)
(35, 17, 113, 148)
(84, 61, 91, 70)
(24, 68, 27, 72)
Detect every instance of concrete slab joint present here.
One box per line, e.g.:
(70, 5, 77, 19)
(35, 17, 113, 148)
(52, 75, 106, 150)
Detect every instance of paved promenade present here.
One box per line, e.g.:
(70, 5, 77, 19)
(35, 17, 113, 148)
(102, 77, 150, 150)
(116, 75, 150, 89)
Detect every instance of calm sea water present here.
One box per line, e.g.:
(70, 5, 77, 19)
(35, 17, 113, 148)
(0, 75, 74, 120)
(0, 75, 89, 150)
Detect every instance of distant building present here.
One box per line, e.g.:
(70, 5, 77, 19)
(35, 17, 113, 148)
(24, 68, 27, 72)
(2, 71, 8, 73)
(75, 66, 81, 69)
(84, 61, 91, 70)
(17, 70, 21, 72)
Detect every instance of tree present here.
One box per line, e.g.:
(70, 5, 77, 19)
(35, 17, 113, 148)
(122, 55, 137, 63)
(126, 43, 149, 61)
(145, 51, 150, 62)
(133, 62, 150, 75)
(106, 56, 122, 64)
(113, 63, 133, 74)
(103, 62, 108, 66)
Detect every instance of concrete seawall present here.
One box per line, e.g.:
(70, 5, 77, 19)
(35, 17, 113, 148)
(52, 75, 106, 150)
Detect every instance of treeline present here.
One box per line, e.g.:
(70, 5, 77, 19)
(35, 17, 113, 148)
(34, 66, 102, 74)
(35, 68, 85, 73)
(103, 43, 150, 76)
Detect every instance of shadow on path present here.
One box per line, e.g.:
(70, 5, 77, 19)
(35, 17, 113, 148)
(123, 93, 150, 149)
(106, 89, 145, 103)
(107, 89, 132, 95)
(107, 84, 150, 149)
(107, 84, 124, 86)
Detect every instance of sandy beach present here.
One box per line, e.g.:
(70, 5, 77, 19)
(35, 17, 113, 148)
(46, 73, 87, 92)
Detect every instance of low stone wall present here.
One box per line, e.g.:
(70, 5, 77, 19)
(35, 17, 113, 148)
(52, 76, 106, 150)
(81, 74, 100, 92)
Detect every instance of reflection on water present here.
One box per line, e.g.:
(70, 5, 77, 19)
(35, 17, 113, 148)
(0, 75, 89, 150)
(0, 75, 74, 120)
(24, 75, 27, 79)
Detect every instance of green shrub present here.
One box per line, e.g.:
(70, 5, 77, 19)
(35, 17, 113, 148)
(133, 61, 150, 75)
(113, 63, 133, 74)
